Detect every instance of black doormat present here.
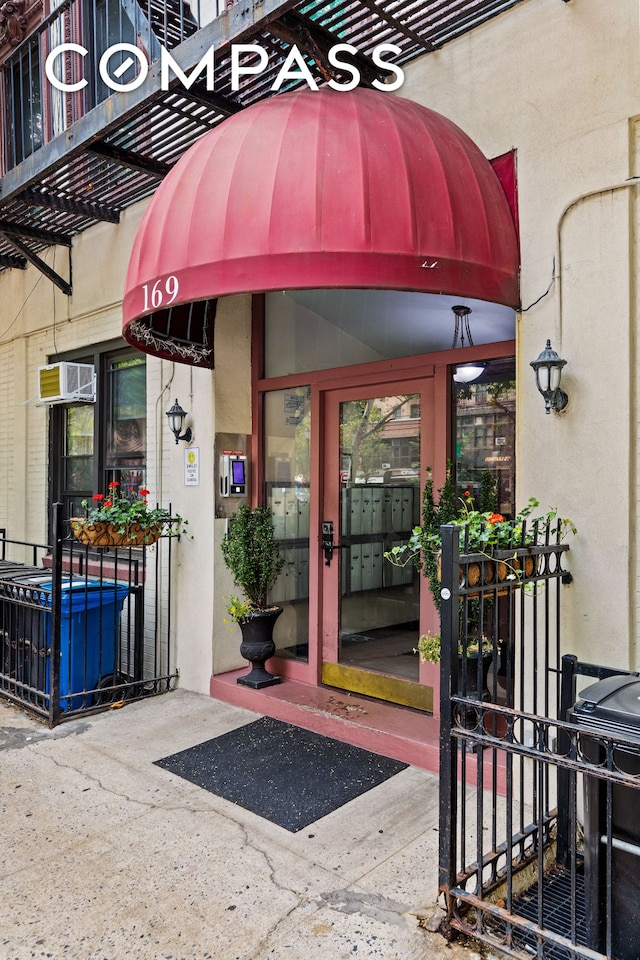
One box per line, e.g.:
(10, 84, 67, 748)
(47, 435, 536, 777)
(155, 717, 408, 832)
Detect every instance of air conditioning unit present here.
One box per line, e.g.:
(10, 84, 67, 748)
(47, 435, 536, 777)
(38, 362, 96, 403)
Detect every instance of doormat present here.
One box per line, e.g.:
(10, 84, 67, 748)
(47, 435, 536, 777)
(154, 717, 408, 832)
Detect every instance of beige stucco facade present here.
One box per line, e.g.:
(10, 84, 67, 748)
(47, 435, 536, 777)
(400, 0, 640, 670)
(0, 0, 638, 695)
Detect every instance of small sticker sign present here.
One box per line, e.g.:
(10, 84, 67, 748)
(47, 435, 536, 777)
(284, 393, 305, 425)
(184, 447, 199, 486)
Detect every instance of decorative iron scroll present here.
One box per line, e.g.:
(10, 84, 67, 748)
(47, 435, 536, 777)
(127, 318, 213, 367)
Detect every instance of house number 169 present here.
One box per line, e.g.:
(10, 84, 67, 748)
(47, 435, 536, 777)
(142, 276, 179, 311)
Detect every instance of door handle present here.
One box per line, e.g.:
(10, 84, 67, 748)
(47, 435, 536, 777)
(321, 521, 336, 566)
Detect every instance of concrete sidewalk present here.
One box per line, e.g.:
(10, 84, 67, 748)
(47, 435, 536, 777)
(0, 690, 486, 960)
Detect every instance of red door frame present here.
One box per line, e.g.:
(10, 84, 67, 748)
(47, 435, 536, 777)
(252, 295, 516, 688)
(320, 375, 435, 686)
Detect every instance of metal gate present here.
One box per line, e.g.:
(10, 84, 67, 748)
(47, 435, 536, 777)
(0, 504, 178, 725)
(437, 521, 640, 959)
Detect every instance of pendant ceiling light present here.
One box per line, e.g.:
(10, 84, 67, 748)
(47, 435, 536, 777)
(451, 305, 485, 383)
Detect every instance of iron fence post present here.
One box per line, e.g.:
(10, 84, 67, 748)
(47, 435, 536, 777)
(48, 502, 64, 727)
(556, 654, 578, 866)
(439, 523, 461, 904)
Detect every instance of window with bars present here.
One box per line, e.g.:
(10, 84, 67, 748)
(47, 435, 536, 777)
(4, 36, 43, 167)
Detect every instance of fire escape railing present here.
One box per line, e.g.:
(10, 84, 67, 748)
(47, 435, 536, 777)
(2, 0, 215, 174)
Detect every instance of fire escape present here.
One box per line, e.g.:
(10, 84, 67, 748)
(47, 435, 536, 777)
(0, 0, 526, 299)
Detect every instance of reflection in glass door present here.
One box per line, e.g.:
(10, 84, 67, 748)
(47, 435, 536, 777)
(263, 386, 311, 662)
(60, 405, 95, 522)
(322, 387, 432, 710)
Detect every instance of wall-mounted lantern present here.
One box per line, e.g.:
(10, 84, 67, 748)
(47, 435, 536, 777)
(166, 398, 193, 444)
(530, 340, 568, 414)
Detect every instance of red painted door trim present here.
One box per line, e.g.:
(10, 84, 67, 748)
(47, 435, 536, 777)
(320, 375, 434, 694)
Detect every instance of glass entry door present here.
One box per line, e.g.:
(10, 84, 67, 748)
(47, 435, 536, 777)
(321, 380, 433, 710)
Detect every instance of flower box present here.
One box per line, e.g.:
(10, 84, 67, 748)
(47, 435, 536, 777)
(436, 550, 538, 594)
(71, 480, 185, 549)
(70, 519, 162, 548)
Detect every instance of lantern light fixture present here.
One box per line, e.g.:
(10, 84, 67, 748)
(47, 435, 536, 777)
(453, 363, 486, 384)
(451, 305, 486, 384)
(530, 340, 568, 414)
(166, 398, 193, 444)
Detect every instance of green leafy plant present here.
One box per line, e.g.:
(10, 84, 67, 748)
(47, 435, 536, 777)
(223, 595, 254, 627)
(431, 491, 575, 555)
(220, 504, 284, 620)
(416, 630, 495, 663)
(79, 481, 186, 536)
(385, 464, 575, 607)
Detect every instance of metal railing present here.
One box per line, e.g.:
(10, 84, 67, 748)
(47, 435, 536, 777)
(0, 503, 177, 725)
(438, 521, 640, 959)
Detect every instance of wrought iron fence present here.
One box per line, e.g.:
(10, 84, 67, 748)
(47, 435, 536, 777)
(0, 503, 177, 725)
(438, 522, 640, 959)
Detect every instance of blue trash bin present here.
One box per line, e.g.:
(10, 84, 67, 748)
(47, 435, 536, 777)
(38, 578, 130, 710)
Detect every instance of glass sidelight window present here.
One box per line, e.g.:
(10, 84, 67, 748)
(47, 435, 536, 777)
(454, 357, 516, 516)
(263, 386, 311, 661)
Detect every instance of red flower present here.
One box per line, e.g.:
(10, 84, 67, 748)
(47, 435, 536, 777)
(140, 489, 150, 497)
(464, 490, 470, 498)
(104, 500, 113, 508)
(108, 481, 119, 488)
(487, 513, 505, 525)
(92, 494, 104, 502)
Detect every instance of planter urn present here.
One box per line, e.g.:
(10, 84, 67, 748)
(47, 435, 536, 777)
(237, 606, 283, 689)
(460, 650, 494, 701)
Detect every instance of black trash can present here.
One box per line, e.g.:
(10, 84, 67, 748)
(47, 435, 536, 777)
(569, 674, 640, 960)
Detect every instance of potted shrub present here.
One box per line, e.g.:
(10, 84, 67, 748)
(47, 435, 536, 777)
(220, 504, 285, 688)
(70, 481, 186, 547)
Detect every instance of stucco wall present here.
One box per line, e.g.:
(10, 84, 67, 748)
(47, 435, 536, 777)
(211, 295, 254, 676)
(401, 0, 640, 668)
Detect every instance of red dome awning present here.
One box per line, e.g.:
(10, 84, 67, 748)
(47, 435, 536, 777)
(123, 87, 519, 367)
